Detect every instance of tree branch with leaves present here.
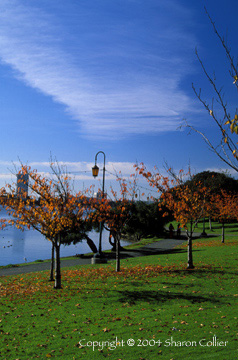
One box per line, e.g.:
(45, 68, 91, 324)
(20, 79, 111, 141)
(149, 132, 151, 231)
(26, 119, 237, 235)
(0, 162, 97, 289)
(135, 163, 211, 269)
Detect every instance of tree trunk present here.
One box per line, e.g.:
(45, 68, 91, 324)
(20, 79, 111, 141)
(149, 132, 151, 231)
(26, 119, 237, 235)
(49, 241, 54, 281)
(136, 234, 142, 241)
(187, 235, 194, 269)
(54, 235, 61, 289)
(221, 222, 225, 243)
(187, 221, 194, 269)
(116, 233, 120, 272)
(209, 217, 212, 231)
(109, 232, 115, 248)
(190, 220, 193, 239)
(98, 222, 103, 254)
(201, 217, 207, 236)
(84, 234, 98, 253)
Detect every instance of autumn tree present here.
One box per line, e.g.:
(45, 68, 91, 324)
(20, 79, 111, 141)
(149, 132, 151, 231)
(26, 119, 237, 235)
(136, 164, 211, 269)
(105, 174, 141, 271)
(185, 170, 238, 230)
(211, 190, 238, 243)
(105, 199, 131, 272)
(0, 162, 97, 289)
(183, 8, 238, 172)
(90, 176, 134, 272)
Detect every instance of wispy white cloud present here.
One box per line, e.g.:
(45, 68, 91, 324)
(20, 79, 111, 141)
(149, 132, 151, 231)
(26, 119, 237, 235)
(0, 159, 144, 194)
(28, 160, 136, 177)
(0, 0, 198, 139)
(0, 158, 136, 174)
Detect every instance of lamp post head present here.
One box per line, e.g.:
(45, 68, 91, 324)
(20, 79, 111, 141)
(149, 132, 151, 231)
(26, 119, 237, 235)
(92, 164, 99, 178)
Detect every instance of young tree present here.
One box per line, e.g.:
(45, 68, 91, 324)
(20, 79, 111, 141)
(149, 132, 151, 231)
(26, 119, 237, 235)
(183, 8, 238, 172)
(0, 163, 97, 289)
(135, 164, 211, 269)
(211, 190, 238, 243)
(89, 176, 133, 272)
(105, 198, 131, 272)
(184, 170, 238, 231)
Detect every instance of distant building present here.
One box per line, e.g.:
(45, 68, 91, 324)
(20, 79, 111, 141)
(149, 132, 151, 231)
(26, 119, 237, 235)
(16, 173, 29, 199)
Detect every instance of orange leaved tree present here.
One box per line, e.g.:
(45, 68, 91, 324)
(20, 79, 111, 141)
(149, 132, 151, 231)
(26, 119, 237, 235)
(104, 197, 131, 272)
(106, 180, 133, 272)
(0, 163, 95, 289)
(211, 190, 238, 243)
(89, 176, 134, 272)
(135, 164, 211, 269)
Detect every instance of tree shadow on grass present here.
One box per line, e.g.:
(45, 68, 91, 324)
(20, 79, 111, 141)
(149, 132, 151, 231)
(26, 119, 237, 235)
(171, 268, 237, 276)
(116, 289, 222, 305)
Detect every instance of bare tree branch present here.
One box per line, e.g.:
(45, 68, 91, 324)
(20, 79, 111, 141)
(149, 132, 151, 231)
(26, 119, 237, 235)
(182, 9, 238, 172)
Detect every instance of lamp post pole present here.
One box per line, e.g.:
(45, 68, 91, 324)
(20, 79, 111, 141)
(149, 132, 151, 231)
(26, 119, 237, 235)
(92, 151, 106, 255)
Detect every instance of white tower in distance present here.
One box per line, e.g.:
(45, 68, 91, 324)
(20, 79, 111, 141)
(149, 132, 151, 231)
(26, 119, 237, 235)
(16, 173, 29, 199)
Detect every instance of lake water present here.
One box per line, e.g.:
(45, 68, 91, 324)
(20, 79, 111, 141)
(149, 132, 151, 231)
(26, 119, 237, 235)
(0, 208, 130, 266)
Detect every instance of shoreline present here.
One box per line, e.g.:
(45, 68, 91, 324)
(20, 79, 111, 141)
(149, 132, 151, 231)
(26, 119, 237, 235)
(0, 236, 163, 269)
(0, 237, 187, 276)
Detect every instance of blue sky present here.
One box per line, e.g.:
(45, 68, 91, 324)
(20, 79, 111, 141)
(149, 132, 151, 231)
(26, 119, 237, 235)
(0, 0, 237, 195)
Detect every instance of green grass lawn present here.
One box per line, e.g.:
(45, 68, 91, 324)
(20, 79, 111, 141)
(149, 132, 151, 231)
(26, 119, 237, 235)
(167, 219, 238, 237)
(192, 219, 238, 236)
(0, 236, 237, 360)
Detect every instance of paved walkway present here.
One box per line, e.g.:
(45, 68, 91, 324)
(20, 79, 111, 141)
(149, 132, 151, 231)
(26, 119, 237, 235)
(0, 238, 186, 277)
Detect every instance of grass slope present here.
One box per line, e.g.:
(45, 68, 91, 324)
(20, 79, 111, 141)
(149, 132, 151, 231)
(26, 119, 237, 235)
(0, 236, 237, 359)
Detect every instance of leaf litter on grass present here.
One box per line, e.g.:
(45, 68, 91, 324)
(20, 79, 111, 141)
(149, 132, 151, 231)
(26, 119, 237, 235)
(0, 239, 237, 359)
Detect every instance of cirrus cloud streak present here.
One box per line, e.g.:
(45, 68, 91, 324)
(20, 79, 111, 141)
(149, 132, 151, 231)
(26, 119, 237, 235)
(0, 0, 199, 139)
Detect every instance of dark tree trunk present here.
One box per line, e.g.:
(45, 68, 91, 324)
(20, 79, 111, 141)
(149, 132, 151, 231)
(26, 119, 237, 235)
(109, 233, 115, 247)
(209, 217, 212, 231)
(116, 233, 120, 272)
(221, 222, 225, 243)
(187, 235, 194, 269)
(187, 221, 194, 269)
(201, 217, 207, 236)
(84, 235, 98, 253)
(110, 230, 124, 252)
(49, 242, 54, 281)
(54, 235, 61, 289)
(136, 234, 142, 241)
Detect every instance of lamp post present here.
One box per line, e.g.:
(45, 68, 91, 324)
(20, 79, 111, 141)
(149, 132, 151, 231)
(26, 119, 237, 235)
(92, 151, 106, 199)
(92, 151, 106, 258)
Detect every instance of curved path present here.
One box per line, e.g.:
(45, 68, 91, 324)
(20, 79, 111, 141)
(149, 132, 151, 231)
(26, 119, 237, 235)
(0, 238, 186, 277)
